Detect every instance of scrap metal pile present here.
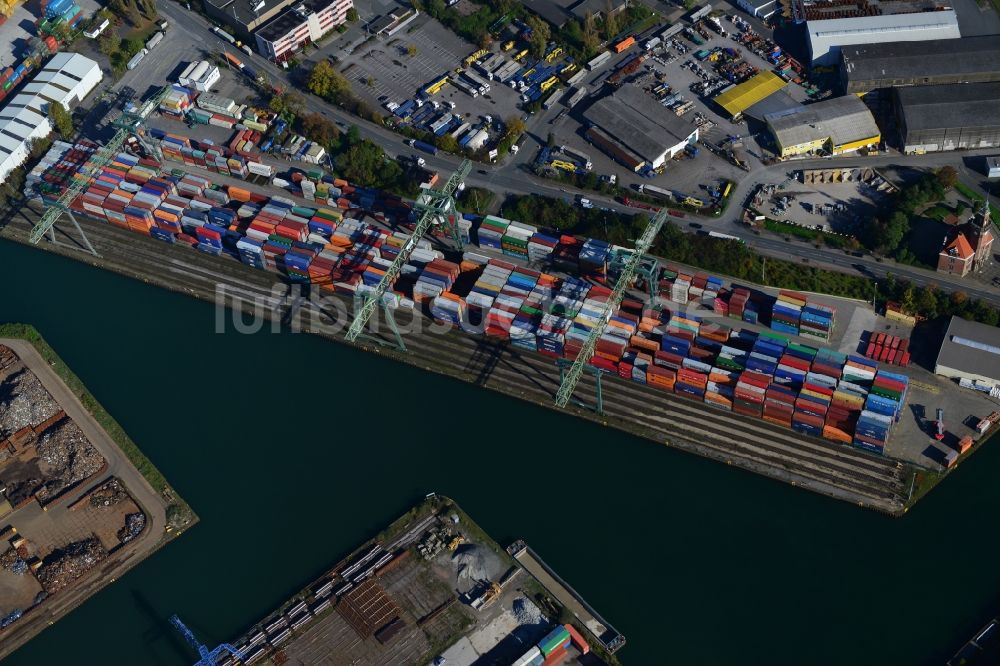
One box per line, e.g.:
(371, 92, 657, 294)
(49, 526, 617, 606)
(36, 537, 108, 594)
(0, 548, 29, 575)
(0, 368, 60, 437)
(117, 512, 146, 544)
(34, 420, 104, 502)
(88, 477, 130, 509)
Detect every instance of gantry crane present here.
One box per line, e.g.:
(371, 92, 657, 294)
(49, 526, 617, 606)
(29, 85, 172, 254)
(344, 159, 471, 351)
(554, 208, 667, 414)
(170, 614, 246, 666)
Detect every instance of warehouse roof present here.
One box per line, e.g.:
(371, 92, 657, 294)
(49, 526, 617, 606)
(935, 316, 1000, 381)
(527, 0, 571, 27)
(808, 10, 960, 62)
(766, 95, 880, 149)
(714, 71, 787, 117)
(841, 36, 1000, 84)
(585, 85, 697, 163)
(897, 81, 1000, 131)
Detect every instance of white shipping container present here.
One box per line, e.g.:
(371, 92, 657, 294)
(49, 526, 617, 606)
(127, 49, 148, 70)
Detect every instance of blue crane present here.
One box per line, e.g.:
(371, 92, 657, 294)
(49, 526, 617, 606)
(170, 615, 246, 666)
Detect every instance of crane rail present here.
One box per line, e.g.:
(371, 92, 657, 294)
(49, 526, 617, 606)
(30, 85, 173, 244)
(554, 208, 667, 408)
(345, 159, 471, 343)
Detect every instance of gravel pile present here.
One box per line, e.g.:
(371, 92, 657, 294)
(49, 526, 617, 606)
(512, 597, 545, 626)
(35, 420, 104, 500)
(452, 544, 504, 582)
(0, 369, 59, 437)
(36, 538, 108, 594)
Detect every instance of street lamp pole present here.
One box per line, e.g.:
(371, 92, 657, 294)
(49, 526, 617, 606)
(872, 280, 878, 308)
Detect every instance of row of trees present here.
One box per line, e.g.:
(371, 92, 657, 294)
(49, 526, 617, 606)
(502, 194, 1000, 328)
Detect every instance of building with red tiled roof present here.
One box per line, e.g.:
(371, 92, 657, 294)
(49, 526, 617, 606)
(937, 201, 995, 276)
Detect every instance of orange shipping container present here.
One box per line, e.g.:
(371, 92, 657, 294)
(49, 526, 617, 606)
(613, 36, 635, 53)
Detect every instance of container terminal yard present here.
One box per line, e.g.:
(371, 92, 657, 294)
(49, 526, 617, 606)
(191, 494, 621, 666)
(5, 132, 999, 517)
(0, 334, 186, 661)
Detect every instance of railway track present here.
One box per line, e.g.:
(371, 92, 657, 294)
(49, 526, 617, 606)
(2, 210, 909, 513)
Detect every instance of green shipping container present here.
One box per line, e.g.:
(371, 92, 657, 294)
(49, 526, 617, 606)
(538, 627, 571, 655)
(292, 206, 316, 218)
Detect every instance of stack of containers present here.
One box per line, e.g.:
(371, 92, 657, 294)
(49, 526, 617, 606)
(537, 626, 571, 665)
(41, 0, 72, 20)
(29, 142, 922, 454)
(799, 302, 836, 341)
(728, 287, 751, 323)
(476, 215, 508, 249)
(578, 238, 610, 283)
(511, 647, 544, 666)
(671, 272, 690, 304)
(527, 231, 558, 262)
(159, 86, 194, 116)
(735, 370, 769, 417)
(771, 291, 804, 335)
(414, 258, 461, 303)
(501, 221, 535, 260)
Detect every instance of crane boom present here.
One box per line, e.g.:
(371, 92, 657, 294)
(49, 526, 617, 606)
(554, 208, 667, 408)
(170, 615, 246, 666)
(30, 85, 173, 244)
(345, 159, 471, 343)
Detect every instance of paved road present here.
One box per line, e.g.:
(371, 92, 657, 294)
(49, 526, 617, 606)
(141, 4, 1000, 308)
(0, 338, 171, 661)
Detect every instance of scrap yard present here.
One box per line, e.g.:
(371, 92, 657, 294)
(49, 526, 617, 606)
(203, 495, 619, 666)
(0, 337, 184, 660)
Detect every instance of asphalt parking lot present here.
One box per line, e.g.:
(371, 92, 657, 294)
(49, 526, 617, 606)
(338, 16, 524, 129)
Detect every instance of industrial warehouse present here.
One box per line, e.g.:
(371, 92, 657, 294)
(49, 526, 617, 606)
(935, 316, 1000, 387)
(840, 36, 1000, 94)
(895, 81, 1000, 153)
(765, 95, 881, 158)
(583, 84, 699, 170)
(0, 53, 102, 183)
(806, 9, 961, 66)
(713, 70, 787, 119)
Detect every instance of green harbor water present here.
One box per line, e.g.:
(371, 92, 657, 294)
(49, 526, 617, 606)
(1, 238, 999, 666)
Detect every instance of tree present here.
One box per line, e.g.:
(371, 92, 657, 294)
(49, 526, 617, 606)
(346, 7, 359, 21)
(603, 0, 619, 37)
(582, 12, 599, 53)
(97, 29, 118, 56)
(504, 116, 525, 138)
(47, 102, 74, 138)
(916, 285, 942, 318)
(306, 60, 350, 100)
(269, 91, 304, 118)
(935, 165, 958, 191)
(120, 36, 144, 58)
(346, 125, 361, 145)
(300, 113, 341, 148)
(525, 17, 550, 58)
(434, 134, 459, 152)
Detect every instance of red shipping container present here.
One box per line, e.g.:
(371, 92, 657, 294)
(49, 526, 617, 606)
(865, 341, 875, 357)
(564, 624, 590, 655)
(899, 352, 910, 367)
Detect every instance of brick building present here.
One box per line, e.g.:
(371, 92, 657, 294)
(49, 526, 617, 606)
(937, 201, 995, 276)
